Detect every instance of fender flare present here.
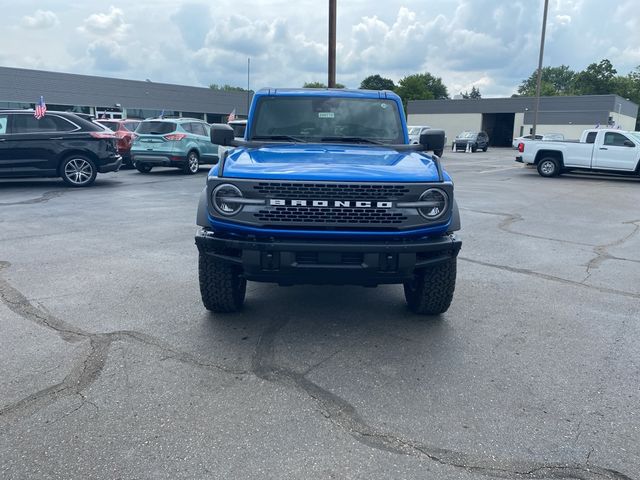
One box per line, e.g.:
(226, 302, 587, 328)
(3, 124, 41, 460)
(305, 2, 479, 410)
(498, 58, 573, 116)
(196, 187, 209, 227)
(447, 198, 461, 233)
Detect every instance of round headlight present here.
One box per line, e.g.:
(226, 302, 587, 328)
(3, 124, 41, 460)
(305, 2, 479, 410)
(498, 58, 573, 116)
(418, 188, 448, 220)
(212, 183, 243, 216)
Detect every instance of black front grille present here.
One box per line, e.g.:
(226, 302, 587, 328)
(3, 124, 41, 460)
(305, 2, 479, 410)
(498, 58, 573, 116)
(255, 206, 407, 225)
(253, 182, 410, 200)
(295, 252, 364, 265)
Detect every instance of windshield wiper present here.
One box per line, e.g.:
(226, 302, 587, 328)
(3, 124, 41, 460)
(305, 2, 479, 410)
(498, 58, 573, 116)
(319, 136, 385, 145)
(252, 135, 307, 143)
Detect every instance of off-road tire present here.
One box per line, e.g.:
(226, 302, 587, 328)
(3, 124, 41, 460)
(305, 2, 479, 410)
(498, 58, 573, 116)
(404, 257, 457, 315)
(199, 252, 246, 313)
(136, 164, 153, 173)
(536, 157, 561, 177)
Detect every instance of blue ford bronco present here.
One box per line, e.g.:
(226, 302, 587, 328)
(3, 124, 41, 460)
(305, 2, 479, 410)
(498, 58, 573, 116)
(195, 88, 461, 314)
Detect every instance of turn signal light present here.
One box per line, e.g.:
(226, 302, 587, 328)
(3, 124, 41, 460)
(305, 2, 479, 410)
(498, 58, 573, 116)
(518, 142, 524, 152)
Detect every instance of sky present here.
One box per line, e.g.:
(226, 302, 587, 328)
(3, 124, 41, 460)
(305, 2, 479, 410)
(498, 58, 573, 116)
(1, 0, 639, 97)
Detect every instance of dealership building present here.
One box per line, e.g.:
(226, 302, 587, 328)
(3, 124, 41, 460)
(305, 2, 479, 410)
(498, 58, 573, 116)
(407, 95, 638, 147)
(0, 66, 250, 122)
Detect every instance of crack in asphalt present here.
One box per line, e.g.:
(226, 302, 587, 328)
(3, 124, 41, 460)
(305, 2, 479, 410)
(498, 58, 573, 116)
(250, 316, 634, 479)
(460, 257, 640, 300)
(0, 190, 66, 206)
(462, 209, 640, 286)
(0, 261, 247, 422)
(0, 261, 635, 478)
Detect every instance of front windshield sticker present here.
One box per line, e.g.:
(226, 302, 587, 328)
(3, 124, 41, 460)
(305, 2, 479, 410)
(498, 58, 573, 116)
(318, 112, 335, 119)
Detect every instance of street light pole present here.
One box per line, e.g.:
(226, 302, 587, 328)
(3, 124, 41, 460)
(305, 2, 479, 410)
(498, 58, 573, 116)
(532, 0, 549, 137)
(328, 0, 337, 88)
(247, 57, 251, 116)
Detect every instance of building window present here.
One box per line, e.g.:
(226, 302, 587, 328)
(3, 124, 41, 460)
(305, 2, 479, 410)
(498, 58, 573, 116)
(182, 112, 204, 120)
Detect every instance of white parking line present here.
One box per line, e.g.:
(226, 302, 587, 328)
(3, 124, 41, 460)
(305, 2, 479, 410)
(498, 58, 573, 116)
(477, 165, 524, 174)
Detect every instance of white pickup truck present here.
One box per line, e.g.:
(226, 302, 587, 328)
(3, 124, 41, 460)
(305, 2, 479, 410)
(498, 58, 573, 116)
(515, 128, 640, 177)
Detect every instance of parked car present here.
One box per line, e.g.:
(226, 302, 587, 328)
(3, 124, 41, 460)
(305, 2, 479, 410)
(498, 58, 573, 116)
(512, 133, 565, 148)
(0, 110, 121, 187)
(217, 119, 247, 159)
(453, 131, 489, 152)
(408, 125, 445, 157)
(516, 128, 640, 177)
(96, 119, 141, 167)
(130, 117, 218, 174)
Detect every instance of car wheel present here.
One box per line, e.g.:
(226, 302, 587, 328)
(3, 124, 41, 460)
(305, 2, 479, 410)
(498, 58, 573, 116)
(61, 155, 97, 187)
(199, 252, 246, 313)
(471, 144, 477, 153)
(434, 149, 444, 157)
(482, 145, 488, 152)
(537, 157, 561, 177)
(404, 258, 457, 315)
(184, 151, 199, 174)
(136, 164, 153, 173)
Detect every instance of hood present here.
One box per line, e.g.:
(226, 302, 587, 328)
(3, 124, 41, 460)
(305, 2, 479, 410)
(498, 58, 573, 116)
(219, 144, 443, 182)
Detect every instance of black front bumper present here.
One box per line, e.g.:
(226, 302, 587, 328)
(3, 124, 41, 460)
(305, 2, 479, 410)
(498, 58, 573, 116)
(195, 229, 461, 286)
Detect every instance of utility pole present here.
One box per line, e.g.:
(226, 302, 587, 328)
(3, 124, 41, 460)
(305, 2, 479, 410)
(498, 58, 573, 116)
(328, 0, 336, 88)
(247, 58, 251, 115)
(532, 0, 549, 137)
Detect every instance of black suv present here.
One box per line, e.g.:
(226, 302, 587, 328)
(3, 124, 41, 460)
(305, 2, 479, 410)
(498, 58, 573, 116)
(453, 131, 489, 152)
(0, 110, 121, 187)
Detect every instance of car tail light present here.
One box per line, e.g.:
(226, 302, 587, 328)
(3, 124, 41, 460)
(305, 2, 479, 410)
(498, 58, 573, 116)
(518, 142, 524, 152)
(164, 133, 187, 141)
(89, 132, 116, 139)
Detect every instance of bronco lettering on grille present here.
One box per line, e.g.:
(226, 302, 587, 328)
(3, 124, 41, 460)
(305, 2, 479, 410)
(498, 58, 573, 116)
(269, 199, 393, 208)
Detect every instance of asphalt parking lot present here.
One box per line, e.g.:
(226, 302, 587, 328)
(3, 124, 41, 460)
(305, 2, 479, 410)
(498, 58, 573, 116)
(1, 148, 639, 480)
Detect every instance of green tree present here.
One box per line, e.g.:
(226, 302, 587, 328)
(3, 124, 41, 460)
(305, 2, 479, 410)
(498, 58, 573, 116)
(209, 84, 251, 92)
(302, 81, 345, 88)
(612, 65, 640, 129)
(359, 74, 395, 90)
(571, 59, 617, 95)
(461, 86, 482, 99)
(394, 73, 448, 109)
(517, 65, 575, 96)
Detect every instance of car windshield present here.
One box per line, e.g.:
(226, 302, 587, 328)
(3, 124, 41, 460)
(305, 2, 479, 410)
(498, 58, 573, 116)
(136, 121, 176, 135)
(458, 132, 476, 139)
(627, 132, 640, 143)
(250, 96, 404, 144)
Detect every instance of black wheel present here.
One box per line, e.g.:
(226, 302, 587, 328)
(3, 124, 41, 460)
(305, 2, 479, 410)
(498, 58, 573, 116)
(404, 258, 457, 315)
(482, 145, 488, 152)
(60, 155, 97, 187)
(536, 157, 561, 177)
(199, 252, 246, 313)
(184, 151, 199, 174)
(471, 144, 477, 153)
(136, 164, 153, 173)
(434, 149, 444, 157)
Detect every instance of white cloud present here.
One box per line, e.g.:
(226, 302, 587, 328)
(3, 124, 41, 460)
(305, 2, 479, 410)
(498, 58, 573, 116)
(78, 6, 129, 38)
(21, 10, 59, 29)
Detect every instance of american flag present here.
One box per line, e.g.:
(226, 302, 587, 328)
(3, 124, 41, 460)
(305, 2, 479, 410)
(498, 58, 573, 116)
(228, 108, 236, 122)
(34, 96, 47, 120)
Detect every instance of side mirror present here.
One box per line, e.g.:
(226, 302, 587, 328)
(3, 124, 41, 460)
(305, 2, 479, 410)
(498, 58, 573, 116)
(623, 139, 635, 147)
(419, 129, 445, 152)
(210, 123, 234, 146)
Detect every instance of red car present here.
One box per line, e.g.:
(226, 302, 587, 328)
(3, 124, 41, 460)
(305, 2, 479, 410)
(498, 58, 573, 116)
(95, 119, 141, 167)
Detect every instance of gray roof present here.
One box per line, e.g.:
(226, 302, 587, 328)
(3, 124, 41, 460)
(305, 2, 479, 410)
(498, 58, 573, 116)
(0, 66, 250, 115)
(408, 94, 638, 119)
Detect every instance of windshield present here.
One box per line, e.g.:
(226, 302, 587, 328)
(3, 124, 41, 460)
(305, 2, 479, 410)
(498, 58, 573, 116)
(458, 132, 477, 139)
(250, 96, 404, 144)
(136, 121, 176, 135)
(627, 132, 640, 143)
